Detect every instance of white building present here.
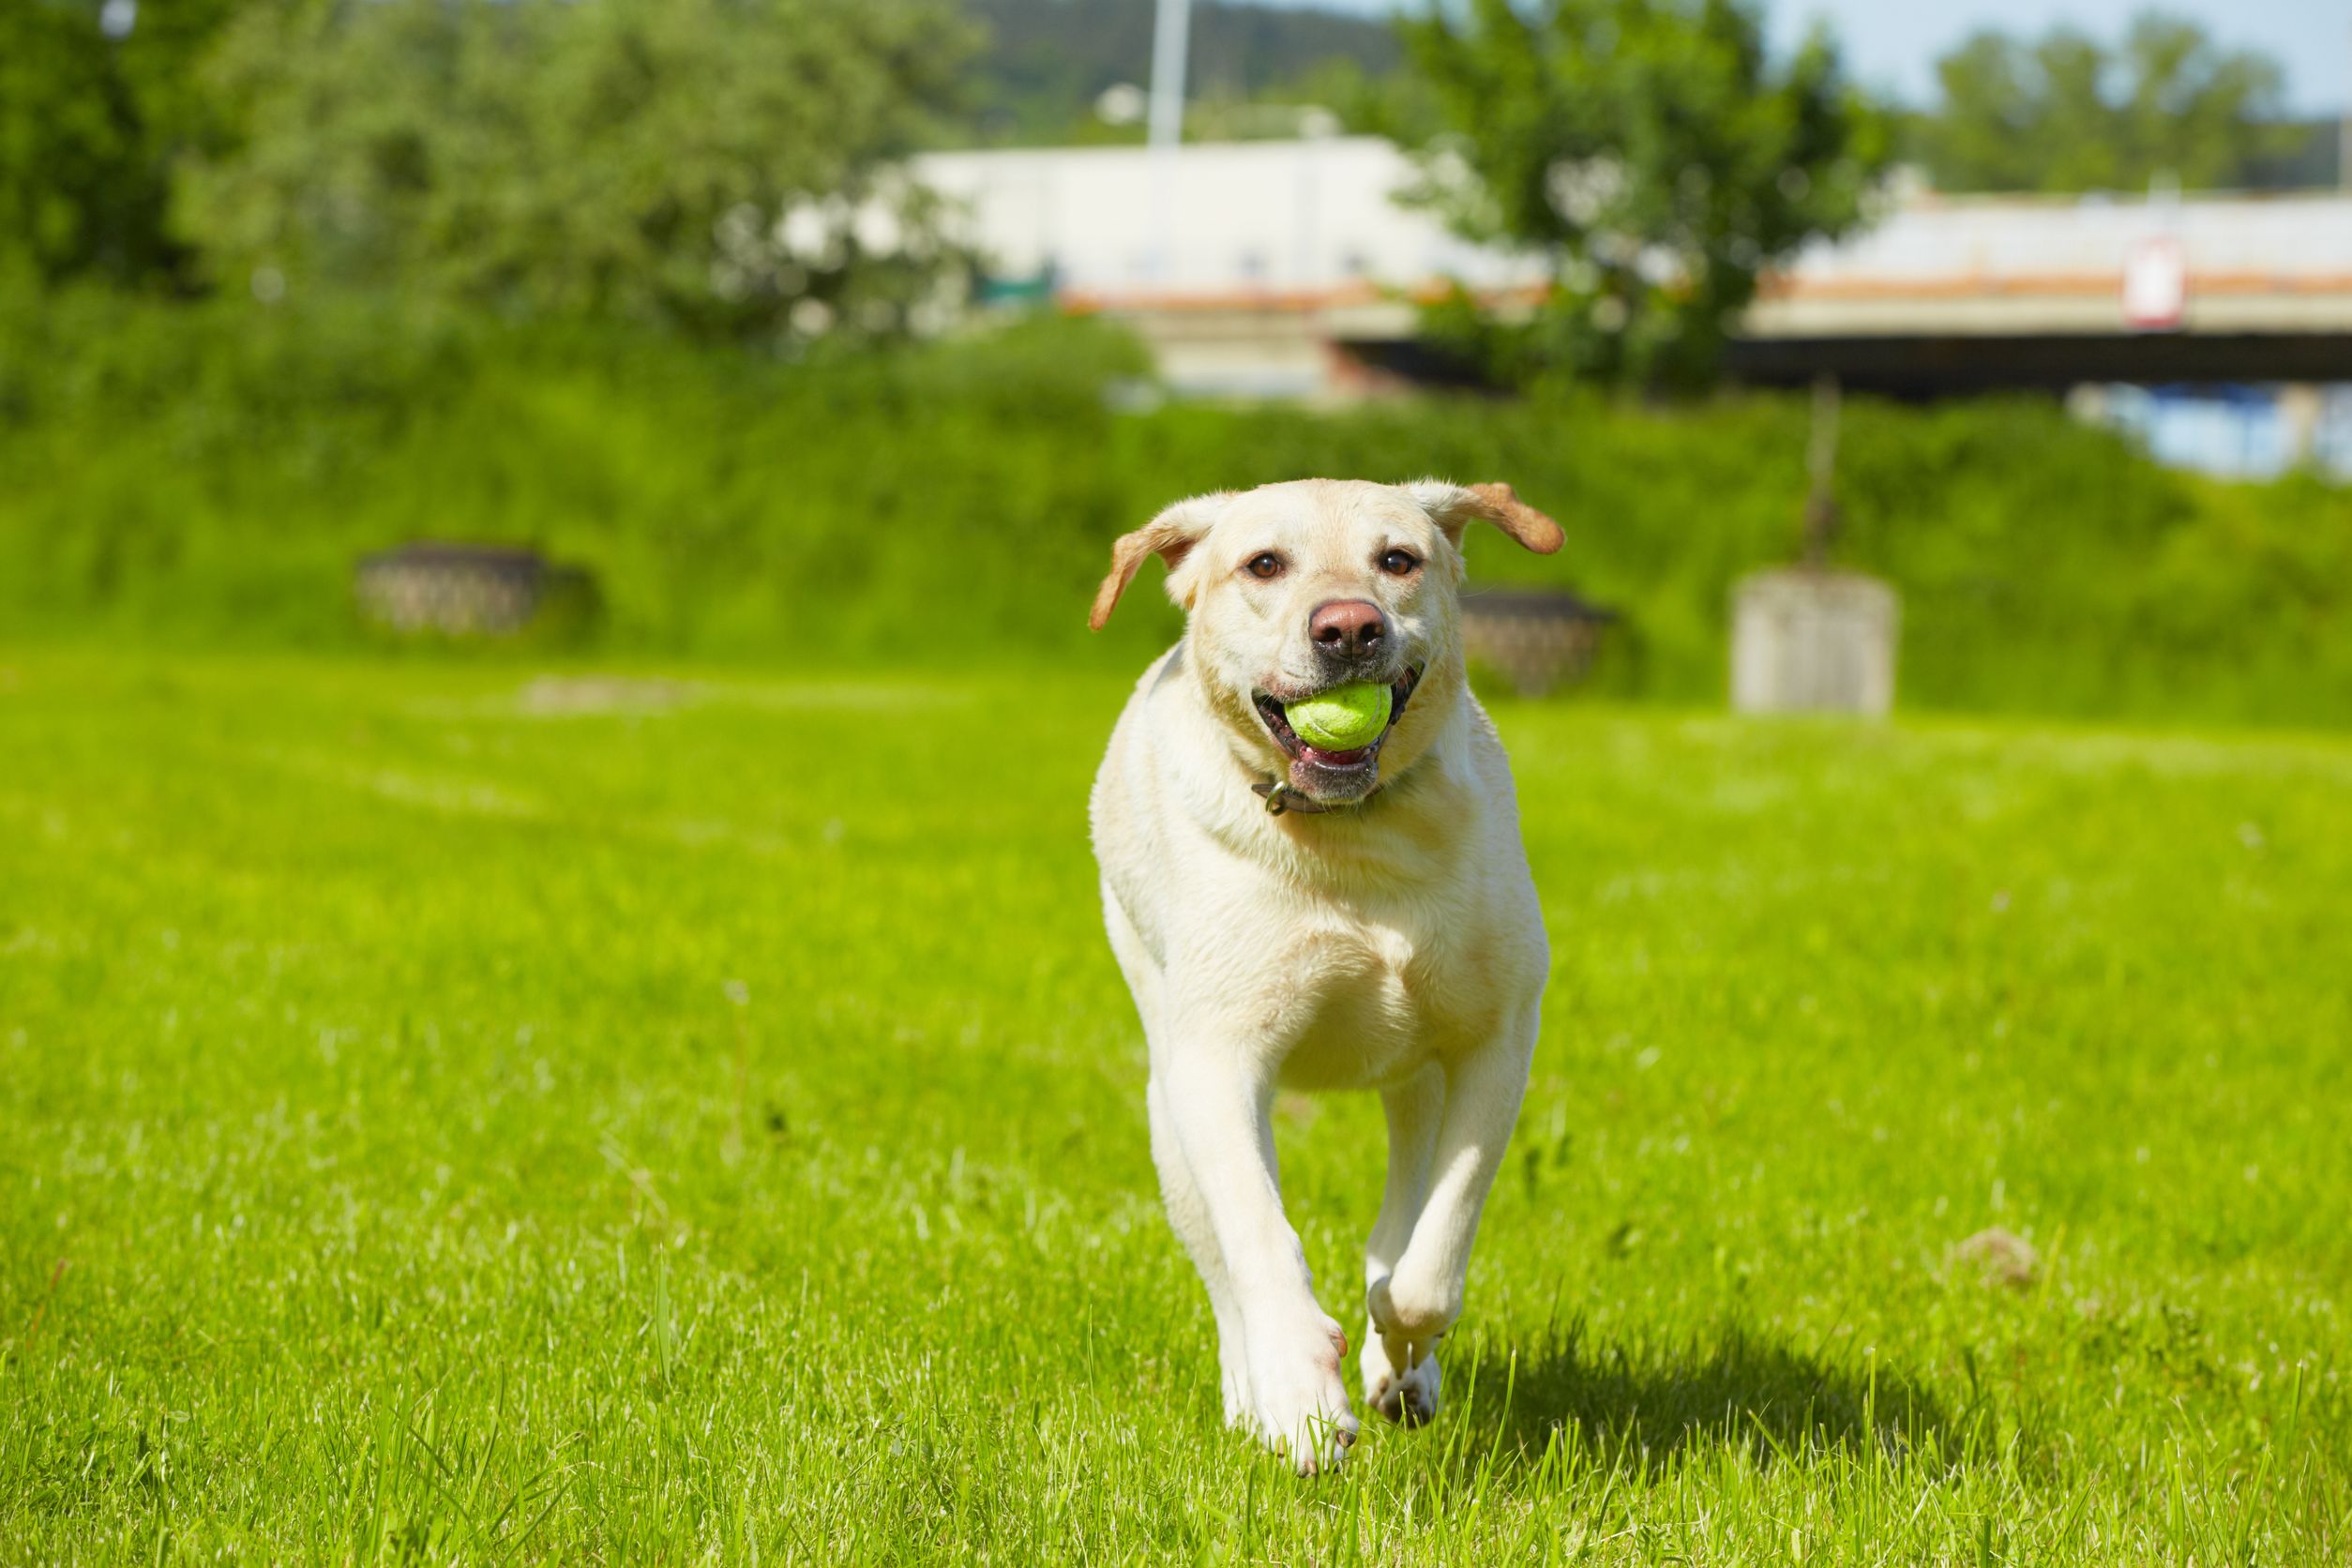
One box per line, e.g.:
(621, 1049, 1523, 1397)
(915, 138, 2352, 474)
(916, 136, 1537, 301)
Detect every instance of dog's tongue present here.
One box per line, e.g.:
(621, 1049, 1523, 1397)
(1301, 743, 1372, 766)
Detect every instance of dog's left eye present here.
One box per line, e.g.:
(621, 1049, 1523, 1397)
(1245, 552, 1284, 580)
(1380, 549, 1420, 577)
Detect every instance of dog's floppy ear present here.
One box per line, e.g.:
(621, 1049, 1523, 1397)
(1407, 480, 1564, 555)
(1087, 492, 1232, 630)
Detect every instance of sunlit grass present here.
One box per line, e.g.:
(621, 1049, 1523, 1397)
(3, 651, 2346, 1560)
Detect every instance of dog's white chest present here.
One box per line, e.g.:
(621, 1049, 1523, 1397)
(1267, 909, 1496, 1092)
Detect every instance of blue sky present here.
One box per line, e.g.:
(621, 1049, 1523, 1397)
(1304, 0, 2352, 113)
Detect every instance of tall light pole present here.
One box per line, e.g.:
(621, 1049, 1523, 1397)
(1147, 0, 1193, 283)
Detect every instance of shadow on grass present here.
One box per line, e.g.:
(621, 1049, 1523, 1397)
(1448, 1318, 1970, 1478)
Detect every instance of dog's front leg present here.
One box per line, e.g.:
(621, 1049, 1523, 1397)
(1364, 1009, 1538, 1402)
(1145, 1078, 1252, 1425)
(1152, 1041, 1358, 1473)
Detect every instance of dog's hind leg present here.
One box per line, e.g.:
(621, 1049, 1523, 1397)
(1362, 1063, 1445, 1424)
(1148, 1076, 1251, 1426)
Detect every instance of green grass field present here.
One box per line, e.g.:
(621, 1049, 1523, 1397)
(4, 651, 2347, 1561)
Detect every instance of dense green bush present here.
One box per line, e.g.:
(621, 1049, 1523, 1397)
(2, 291, 2345, 725)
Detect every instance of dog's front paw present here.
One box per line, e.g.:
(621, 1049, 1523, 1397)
(1244, 1312, 1360, 1474)
(1364, 1274, 1454, 1425)
(1360, 1318, 1441, 1425)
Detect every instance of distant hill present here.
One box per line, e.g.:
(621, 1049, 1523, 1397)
(958, 0, 1401, 143)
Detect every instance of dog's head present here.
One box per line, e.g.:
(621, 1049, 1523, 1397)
(1089, 478, 1562, 806)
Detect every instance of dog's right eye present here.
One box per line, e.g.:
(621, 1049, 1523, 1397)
(1245, 552, 1284, 580)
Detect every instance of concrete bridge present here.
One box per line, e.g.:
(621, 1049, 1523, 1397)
(1732, 187, 2352, 396)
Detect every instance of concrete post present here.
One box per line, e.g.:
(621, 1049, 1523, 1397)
(1730, 569, 1901, 716)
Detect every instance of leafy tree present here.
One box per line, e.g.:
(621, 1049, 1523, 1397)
(176, 0, 972, 344)
(0, 0, 238, 291)
(1918, 13, 2299, 192)
(0, 3, 143, 289)
(1400, 0, 1891, 390)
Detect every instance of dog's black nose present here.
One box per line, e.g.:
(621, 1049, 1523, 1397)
(1310, 599, 1386, 658)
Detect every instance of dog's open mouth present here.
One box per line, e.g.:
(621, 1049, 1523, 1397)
(1253, 666, 1422, 776)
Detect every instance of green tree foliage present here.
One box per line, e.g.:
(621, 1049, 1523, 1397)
(1397, 0, 1890, 391)
(176, 0, 972, 343)
(1918, 13, 2299, 193)
(0, 0, 237, 290)
(0, 2, 143, 289)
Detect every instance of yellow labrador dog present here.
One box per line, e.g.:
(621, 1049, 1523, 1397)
(1087, 477, 1560, 1472)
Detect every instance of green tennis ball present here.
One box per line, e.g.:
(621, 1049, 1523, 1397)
(1286, 681, 1393, 751)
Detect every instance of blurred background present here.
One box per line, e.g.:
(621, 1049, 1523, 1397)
(2, 0, 2347, 723)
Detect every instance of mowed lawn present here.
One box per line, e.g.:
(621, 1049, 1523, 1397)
(3, 651, 2347, 1563)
